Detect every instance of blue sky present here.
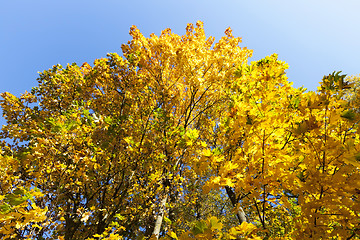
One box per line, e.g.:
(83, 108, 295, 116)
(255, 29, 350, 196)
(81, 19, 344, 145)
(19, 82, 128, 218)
(1, 0, 360, 126)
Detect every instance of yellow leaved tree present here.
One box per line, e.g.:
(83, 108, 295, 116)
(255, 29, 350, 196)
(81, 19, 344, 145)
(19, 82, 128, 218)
(1, 21, 360, 239)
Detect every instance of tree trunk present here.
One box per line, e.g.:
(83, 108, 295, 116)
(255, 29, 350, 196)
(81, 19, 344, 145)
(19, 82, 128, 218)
(225, 186, 247, 224)
(152, 193, 168, 239)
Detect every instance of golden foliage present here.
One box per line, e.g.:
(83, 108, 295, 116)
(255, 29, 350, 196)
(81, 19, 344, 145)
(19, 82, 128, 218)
(1, 22, 360, 239)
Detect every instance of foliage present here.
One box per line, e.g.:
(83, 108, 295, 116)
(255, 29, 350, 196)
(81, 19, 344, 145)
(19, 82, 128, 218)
(1, 21, 360, 239)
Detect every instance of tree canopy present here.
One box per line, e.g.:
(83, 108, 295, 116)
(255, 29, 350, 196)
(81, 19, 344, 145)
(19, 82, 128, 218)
(1, 21, 360, 239)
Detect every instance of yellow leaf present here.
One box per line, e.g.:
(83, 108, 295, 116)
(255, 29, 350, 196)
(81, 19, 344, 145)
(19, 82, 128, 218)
(168, 231, 178, 240)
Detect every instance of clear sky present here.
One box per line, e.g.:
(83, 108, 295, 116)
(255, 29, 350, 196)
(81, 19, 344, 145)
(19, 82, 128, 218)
(1, 0, 360, 126)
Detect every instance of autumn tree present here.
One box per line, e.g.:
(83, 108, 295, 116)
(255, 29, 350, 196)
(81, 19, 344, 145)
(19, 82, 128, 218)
(1, 21, 360, 240)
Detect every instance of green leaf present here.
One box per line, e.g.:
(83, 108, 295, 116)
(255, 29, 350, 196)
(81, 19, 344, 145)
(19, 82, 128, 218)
(290, 96, 300, 109)
(209, 216, 223, 230)
(4, 194, 27, 206)
(186, 129, 199, 140)
(341, 109, 356, 121)
(164, 216, 172, 224)
(13, 189, 24, 195)
(355, 152, 360, 162)
(4, 188, 31, 207)
(212, 147, 222, 156)
(0, 204, 12, 214)
(104, 116, 113, 124)
(192, 221, 207, 235)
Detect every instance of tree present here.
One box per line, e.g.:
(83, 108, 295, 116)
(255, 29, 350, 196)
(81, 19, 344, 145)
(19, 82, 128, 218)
(1, 21, 360, 239)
